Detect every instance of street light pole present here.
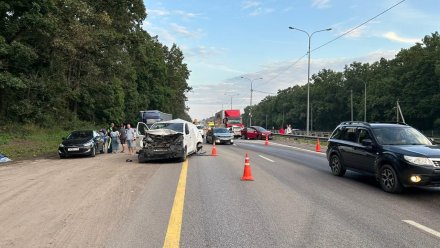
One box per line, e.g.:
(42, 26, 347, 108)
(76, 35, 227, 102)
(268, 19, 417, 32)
(224, 93, 239, 110)
(289, 26, 331, 135)
(364, 81, 367, 122)
(241, 76, 262, 126)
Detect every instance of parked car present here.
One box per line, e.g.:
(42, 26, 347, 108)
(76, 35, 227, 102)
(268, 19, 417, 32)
(326, 121, 440, 193)
(206, 127, 234, 145)
(58, 130, 104, 158)
(241, 126, 273, 140)
(137, 119, 203, 162)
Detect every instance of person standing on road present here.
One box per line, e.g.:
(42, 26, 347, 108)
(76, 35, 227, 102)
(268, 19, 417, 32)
(107, 123, 115, 153)
(110, 127, 120, 154)
(125, 123, 136, 156)
(119, 124, 127, 153)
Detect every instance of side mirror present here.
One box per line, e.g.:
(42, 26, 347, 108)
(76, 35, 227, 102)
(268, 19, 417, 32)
(361, 139, 373, 147)
(430, 138, 436, 145)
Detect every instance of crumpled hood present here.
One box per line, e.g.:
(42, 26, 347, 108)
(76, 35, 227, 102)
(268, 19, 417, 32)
(144, 129, 183, 145)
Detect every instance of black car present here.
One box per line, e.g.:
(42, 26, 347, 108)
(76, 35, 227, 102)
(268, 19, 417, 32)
(58, 130, 105, 158)
(206, 127, 234, 145)
(326, 122, 440, 193)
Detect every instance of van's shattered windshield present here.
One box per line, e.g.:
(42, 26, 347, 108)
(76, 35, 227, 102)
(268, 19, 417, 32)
(150, 122, 184, 133)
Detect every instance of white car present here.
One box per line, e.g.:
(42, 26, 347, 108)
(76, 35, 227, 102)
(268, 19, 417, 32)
(136, 119, 203, 162)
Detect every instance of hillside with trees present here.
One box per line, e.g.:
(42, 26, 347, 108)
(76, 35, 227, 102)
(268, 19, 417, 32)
(243, 32, 440, 134)
(0, 0, 192, 127)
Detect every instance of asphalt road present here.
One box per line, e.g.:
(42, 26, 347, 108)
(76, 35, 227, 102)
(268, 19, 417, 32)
(1, 139, 439, 247)
(107, 139, 440, 247)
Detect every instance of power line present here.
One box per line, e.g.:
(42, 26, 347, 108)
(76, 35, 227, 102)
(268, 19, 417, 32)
(256, 0, 406, 90)
(312, 0, 406, 52)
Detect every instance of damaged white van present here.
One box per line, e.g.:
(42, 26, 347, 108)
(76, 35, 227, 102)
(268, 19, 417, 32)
(136, 119, 203, 162)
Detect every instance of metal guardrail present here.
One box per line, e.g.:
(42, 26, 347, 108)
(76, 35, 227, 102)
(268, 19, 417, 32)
(271, 132, 330, 141)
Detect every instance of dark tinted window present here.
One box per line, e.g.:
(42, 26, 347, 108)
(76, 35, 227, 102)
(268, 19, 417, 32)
(214, 128, 229, 133)
(340, 127, 357, 142)
(372, 126, 432, 145)
(330, 126, 343, 139)
(67, 131, 93, 139)
(358, 129, 372, 144)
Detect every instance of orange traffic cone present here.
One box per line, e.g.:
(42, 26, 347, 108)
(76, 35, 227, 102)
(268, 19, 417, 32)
(241, 153, 254, 181)
(211, 142, 218, 156)
(265, 135, 269, 146)
(315, 138, 321, 152)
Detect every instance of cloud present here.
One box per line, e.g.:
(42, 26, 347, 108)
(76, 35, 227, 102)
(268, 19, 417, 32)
(312, 0, 331, 9)
(184, 46, 225, 60)
(383, 32, 420, 44)
(147, 9, 170, 17)
(249, 7, 275, 16)
(170, 23, 203, 38)
(242, 1, 261, 9)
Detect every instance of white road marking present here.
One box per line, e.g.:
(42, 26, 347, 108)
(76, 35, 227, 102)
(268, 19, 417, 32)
(258, 155, 275, 162)
(402, 220, 440, 238)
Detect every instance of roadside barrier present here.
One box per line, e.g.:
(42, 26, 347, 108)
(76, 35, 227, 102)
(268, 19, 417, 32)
(241, 153, 254, 181)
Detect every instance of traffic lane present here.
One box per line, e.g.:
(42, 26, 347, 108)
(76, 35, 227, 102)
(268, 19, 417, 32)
(236, 139, 440, 231)
(105, 159, 183, 248)
(182, 142, 440, 247)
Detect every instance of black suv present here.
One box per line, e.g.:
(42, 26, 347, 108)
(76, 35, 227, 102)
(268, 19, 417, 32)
(326, 122, 440, 193)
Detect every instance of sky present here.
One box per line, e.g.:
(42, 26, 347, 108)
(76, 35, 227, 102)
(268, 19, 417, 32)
(143, 0, 440, 121)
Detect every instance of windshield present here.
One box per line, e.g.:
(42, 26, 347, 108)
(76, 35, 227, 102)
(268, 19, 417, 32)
(253, 126, 267, 132)
(214, 128, 230, 133)
(227, 119, 241, 124)
(150, 122, 184, 133)
(372, 126, 432, 145)
(67, 131, 93, 140)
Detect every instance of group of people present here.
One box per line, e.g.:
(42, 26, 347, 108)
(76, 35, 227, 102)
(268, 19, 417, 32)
(99, 123, 136, 156)
(279, 124, 294, 135)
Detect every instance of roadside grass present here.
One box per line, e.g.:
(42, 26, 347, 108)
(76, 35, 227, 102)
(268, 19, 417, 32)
(0, 122, 101, 161)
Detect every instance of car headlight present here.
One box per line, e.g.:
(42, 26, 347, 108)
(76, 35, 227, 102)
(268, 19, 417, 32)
(59, 143, 64, 148)
(84, 141, 93, 147)
(404, 155, 435, 166)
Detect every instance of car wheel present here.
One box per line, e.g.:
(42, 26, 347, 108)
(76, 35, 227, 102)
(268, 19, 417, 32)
(138, 153, 147, 163)
(90, 147, 96, 157)
(329, 154, 346, 177)
(180, 146, 187, 162)
(257, 134, 261, 140)
(242, 134, 246, 139)
(379, 164, 403, 193)
(59, 154, 66, 159)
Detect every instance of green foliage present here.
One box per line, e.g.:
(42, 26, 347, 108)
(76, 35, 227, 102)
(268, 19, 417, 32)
(249, 32, 440, 132)
(0, 0, 191, 125)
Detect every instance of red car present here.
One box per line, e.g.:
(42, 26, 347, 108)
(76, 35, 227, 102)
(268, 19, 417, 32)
(241, 126, 273, 140)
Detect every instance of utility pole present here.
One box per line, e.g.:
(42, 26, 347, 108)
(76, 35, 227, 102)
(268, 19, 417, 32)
(351, 90, 353, 121)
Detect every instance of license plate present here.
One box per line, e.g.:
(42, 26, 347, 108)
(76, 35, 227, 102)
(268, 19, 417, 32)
(68, 148, 80, 151)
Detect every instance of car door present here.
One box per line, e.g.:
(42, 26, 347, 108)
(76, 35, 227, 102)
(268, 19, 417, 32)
(337, 127, 359, 169)
(136, 122, 149, 148)
(184, 123, 193, 154)
(247, 127, 257, 139)
(351, 128, 377, 173)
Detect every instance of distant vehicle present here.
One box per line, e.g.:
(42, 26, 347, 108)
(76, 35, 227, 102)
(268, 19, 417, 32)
(206, 127, 234, 145)
(214, 109, 243, 129)
(140, 110, 172, 128)
(137, 119, 203, 162)
(327, 121, 440, 193)
(58, 130, 104, 158)
(230, 126, 243, 138)
(241, 126, 273, 140)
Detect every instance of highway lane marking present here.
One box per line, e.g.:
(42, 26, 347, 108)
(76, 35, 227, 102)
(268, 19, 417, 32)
(163, 160, 188, 248)
(236, 140, 326, 157)
(402, 220, 440, 239)
(258, 155, 275, 162)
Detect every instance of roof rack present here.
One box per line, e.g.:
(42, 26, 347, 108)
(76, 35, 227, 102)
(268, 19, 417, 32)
(339, 121, 370, 126)
(370, 121, 408, 125)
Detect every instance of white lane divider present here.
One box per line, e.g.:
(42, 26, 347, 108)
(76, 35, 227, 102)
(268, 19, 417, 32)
(402, 220, 440, 238)
(258, 155, 275, 163)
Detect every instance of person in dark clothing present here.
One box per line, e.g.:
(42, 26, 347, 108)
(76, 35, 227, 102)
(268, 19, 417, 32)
(119, 124, 127, 153)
